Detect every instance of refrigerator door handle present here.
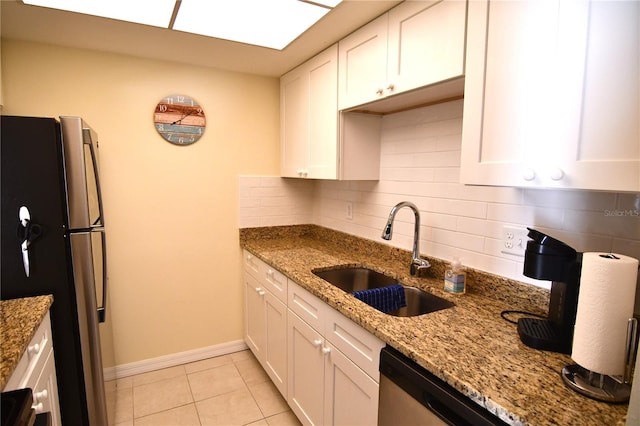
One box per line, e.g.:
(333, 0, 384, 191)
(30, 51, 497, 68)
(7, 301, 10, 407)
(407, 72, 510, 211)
(91, 226, 108, 323)
(96, 227, 108, 323)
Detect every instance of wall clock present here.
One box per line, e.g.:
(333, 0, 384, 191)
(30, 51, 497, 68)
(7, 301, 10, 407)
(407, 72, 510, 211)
(154, 94, 206, 145)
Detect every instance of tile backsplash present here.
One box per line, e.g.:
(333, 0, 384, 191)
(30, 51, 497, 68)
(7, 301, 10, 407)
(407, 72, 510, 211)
(239, 99, 639, 300)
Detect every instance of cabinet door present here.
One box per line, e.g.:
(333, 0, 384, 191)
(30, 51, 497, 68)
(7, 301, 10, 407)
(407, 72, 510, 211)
(281, 45, 339, 179)
(33, 350, 61, 426)
(281, 66, 309, 178)
(244, 273, 265, 361)
(565, 0, 639, 191)
(461, 0, 569, 187)
(338, 14, 388, 110)
(387, 0, 466, 94)
(307, 45, 339, 179)
(323, 342, 379, 426)
(462, 0, 639, 191)
(264, 291, 288, 398)
(288, 310, 325, 426)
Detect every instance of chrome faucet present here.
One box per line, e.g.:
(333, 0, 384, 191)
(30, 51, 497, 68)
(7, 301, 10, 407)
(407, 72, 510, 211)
(381, 201, 431, 276)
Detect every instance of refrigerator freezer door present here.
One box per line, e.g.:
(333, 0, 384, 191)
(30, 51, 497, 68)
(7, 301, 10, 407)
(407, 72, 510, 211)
(60, 116, 103, 230)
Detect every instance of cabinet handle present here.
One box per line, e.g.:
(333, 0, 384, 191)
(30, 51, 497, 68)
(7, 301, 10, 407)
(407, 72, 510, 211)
(28, 343, 41, 356)
(312, 339, 323, 347)
(550, 168, 564, 181)
(522, 168, 536, 181)
(322, 346, 332, 355)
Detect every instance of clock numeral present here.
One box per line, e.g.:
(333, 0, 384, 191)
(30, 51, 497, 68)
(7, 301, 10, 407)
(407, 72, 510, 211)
(177, 95, 185, 103)
(159, 105, 168, 112)
(166, 97, 174, 104)
(158, 124, 165, 131)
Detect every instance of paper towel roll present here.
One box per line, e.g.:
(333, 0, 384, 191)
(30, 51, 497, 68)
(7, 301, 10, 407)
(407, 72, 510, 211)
(571, 253, 639, 376)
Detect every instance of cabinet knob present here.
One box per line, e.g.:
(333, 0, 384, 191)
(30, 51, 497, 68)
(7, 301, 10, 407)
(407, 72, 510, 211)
(28, 343, 40, 356)
(550, 168, 564, 181)
(297, 170, 308, 178)
(386, 83, 395, 92)
(312, 339, 323, 347)
(34, 390, 48, 402)
(255, 287, 265, 296)
(522, 168, 536, 181)
(32, 402, 44, 413)
(376, 88, 384, 96)
(322, 346, 332, 355)
(267, 269, 274, 277)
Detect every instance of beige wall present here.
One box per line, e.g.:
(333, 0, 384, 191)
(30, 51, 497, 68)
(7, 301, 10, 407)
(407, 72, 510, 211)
(1, 39, 280, 364)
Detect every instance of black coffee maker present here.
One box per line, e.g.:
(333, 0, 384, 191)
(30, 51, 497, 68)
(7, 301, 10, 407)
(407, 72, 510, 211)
(518, 228, 582, 354)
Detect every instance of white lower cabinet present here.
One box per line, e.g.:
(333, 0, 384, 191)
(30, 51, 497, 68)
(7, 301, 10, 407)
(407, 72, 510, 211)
(288, 310, 326, 425)
(243, 251, 288, 397)
(287, 280, 384, 426)
(243, 250, 385, 426)
(3, 311, 61, 426)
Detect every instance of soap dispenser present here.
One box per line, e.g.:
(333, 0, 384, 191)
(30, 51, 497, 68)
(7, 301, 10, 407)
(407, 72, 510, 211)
(444, 257, 466, 294)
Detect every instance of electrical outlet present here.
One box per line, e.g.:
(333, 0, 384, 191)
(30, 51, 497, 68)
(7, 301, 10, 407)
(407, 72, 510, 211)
(345, 202, 353, 221)
(501, 226, 529, 257)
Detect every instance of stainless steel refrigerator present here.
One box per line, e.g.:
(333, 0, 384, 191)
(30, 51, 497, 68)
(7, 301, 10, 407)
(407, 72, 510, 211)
(1, 115, 115, 425)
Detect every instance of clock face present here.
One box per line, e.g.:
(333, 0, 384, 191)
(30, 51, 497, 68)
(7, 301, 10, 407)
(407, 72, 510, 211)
(154, 95, 206, 145)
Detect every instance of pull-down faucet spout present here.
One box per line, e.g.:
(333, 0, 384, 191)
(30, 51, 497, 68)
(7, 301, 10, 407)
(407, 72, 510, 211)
(381, 201, 431, 276)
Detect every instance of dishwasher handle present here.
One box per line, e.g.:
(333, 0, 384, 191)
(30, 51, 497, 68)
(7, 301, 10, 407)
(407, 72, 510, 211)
(424, 392, 469, 425)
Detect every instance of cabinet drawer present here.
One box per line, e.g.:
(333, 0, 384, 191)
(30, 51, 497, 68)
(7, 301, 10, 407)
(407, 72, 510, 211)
(243, 250, 261, 279)
(288, 280, 327, 334)
(259, 262, 287, 304)
(325, 309, 384, 382)
(4, 312, 53, 391)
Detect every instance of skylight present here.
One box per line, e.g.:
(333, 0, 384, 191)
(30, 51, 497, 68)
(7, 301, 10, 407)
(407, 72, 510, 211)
(21, 0, 341, 50)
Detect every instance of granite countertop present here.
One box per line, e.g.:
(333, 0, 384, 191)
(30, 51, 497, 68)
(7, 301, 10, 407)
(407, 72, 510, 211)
(0, 295, 54, 390)
(240, 225, 628, 426)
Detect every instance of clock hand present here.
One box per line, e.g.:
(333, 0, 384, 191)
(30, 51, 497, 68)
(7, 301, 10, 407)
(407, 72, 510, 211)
(171, 111, 193, 125)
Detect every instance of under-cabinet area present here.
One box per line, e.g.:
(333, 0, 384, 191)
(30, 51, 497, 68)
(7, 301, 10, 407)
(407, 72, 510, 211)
(240, 225, 629, 426)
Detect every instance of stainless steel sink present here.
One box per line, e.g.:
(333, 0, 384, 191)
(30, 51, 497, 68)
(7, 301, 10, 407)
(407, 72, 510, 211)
(313, 267, 397, 293)
(313, 267, 454, 317)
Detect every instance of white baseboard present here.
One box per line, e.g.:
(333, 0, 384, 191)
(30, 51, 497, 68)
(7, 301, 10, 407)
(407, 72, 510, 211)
(104, 340, 249, 381)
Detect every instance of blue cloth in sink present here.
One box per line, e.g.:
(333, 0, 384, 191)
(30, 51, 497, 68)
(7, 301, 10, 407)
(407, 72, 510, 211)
(352, 284, 407, 313)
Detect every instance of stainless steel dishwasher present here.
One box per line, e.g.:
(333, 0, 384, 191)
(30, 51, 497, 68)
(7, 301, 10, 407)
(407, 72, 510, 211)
(378, 346, 508, 426)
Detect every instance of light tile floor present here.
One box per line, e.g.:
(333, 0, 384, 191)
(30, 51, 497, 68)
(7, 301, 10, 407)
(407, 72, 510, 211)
(113, 350, 301, 426)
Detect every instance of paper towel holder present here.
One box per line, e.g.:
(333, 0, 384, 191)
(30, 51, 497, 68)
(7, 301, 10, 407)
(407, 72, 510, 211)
(561, 317, 638, 403)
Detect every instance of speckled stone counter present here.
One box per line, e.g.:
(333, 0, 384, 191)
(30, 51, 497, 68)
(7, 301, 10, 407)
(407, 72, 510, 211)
(0, 295, 53, 390)
(240, 225, 628, 426)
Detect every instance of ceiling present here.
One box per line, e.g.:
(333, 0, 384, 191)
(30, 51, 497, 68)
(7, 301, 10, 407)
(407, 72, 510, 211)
(0, 0, 402, 77)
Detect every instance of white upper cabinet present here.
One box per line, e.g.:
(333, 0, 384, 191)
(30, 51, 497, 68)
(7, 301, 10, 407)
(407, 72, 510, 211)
(338, 0, 467, 111)
(281, 44, 382, 180)
(461, 0, 640, 192)
(281, 45, 338, 179)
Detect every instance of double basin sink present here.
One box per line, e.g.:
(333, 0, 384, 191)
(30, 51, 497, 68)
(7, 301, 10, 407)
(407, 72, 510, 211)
(313, 267, 453, 317)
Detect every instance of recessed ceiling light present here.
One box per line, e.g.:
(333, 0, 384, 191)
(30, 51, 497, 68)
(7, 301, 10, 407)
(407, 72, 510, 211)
(174, 0, 331, 50)
(22, 0, 177, 28)
(20, 0, 341, 50)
